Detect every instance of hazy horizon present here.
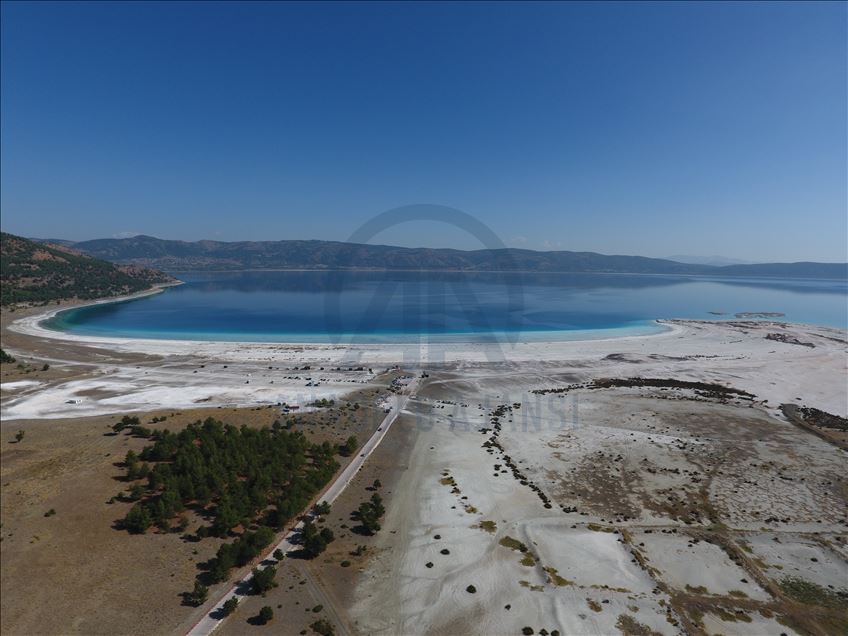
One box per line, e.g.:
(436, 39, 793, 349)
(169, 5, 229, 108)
(2, 1, 846, 262)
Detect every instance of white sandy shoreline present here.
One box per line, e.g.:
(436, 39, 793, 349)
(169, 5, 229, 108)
(3, 289, 846, 421)
(10, 288, 678, 352)
(7, 281, 844, 356)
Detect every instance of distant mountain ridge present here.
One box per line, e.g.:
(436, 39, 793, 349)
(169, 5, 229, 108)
(31, 235, 848, 280)
(665, 255, 755, 267)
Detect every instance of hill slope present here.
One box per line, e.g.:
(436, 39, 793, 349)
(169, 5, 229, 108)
(64, 235, 848, 279)
(70, 235, 708, 274)
(1, 232, 175, 306)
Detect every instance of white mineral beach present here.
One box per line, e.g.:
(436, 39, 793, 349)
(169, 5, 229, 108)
(4, 309, 846, 420)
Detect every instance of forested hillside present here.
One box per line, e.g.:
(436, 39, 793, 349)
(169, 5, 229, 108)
(1, 232, 175, 306)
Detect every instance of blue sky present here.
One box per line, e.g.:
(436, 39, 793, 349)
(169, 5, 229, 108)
(1, 1, 845, 261)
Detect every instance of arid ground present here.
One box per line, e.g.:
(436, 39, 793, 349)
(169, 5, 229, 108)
(2, 304, 846, 635)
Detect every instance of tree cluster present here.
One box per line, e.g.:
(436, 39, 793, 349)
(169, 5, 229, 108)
(112, 415, 140, 433)
(300, 518, 335, 558)
(208, 527, 275, 583)
(355, 493, 385, 535)
(119, 418, 339, 539)
(118, 416, 353, 603)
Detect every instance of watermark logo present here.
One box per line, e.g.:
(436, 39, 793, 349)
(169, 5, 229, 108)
(323, 204, 525, 366)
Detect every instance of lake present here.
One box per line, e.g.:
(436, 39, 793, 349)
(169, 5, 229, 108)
(45, 271, 848, 343)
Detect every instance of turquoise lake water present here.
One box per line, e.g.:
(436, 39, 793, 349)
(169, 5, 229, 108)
(45, 271, 848, 343)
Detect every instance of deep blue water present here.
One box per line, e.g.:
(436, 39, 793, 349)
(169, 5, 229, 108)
(45, 271, 848, 343)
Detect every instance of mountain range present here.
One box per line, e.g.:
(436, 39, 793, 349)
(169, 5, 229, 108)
(665, 255, 755, 267)
(26, 234, 848, 279)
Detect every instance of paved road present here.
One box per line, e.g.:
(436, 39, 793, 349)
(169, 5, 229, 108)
(186, 375, 419, 636)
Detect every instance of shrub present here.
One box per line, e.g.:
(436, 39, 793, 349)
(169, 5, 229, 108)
(189, 581, 208, 606)
(123, 503, 152, 533)
(113, 415, 140, 433)
(220, 596, 238, 617)
(310, 619, 335, 636)
(779, 576, 847, 608)
(257, 606, 273, 624)
(338, 436, 358, 457)
(252, 566, 277, 595)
